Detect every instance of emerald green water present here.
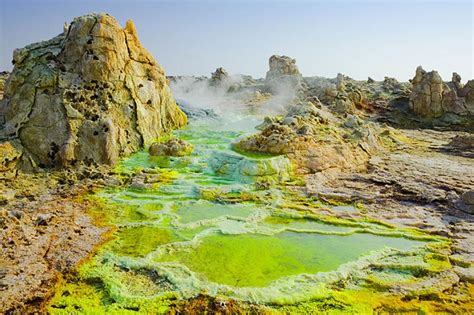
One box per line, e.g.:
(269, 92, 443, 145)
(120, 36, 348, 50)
(154, 231, 424, 287)
(48, 116, 436, 312)
(174, 200, 255, 224)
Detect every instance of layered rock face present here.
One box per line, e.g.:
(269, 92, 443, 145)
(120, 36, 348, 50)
(0, 13, 186, 169)
(409, 66, 473, 118)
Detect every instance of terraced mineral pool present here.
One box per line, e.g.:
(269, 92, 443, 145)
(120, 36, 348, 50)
(48, 116, 441, 312)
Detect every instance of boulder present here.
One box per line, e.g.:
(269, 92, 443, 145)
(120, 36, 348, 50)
(149, 139, 193, 157)
(0, 13, 187, 169)
(208, 150, 292, 183)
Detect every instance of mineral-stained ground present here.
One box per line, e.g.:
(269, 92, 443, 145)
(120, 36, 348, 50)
(1, 13, 473, 314)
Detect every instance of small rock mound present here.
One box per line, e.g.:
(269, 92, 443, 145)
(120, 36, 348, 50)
(235, 101, 383, 174)
(0, 13, 187, 170)
(149, 139, 193, 156)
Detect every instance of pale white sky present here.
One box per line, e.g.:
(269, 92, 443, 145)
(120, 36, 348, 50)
(1, 0, 472, 81)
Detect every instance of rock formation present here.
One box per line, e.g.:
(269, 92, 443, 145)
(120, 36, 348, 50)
(451, 72, 463, 92)
(324, 73, 367, 114)
(0, 71, 9, 100)
(265, 55, 301, 79)
(409, 66, 472, 118)
(0, 13, 187, 170)
(409, 66, 445, 117)
(210, 67, 229, 83)
(461, 80, 474, 113)
(264, 55, 305, 94)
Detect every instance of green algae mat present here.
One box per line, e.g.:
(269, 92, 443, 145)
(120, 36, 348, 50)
(47, 117, 453, 313)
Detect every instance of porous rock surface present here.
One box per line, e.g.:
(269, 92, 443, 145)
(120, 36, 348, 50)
(0, 13, 186, 170)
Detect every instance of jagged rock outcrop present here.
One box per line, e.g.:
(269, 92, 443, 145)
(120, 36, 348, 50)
(0, 13, 187, 170)
(409, 66, 471, 118)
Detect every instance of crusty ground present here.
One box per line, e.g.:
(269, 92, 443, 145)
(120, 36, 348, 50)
(0, 170, 110, 314)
